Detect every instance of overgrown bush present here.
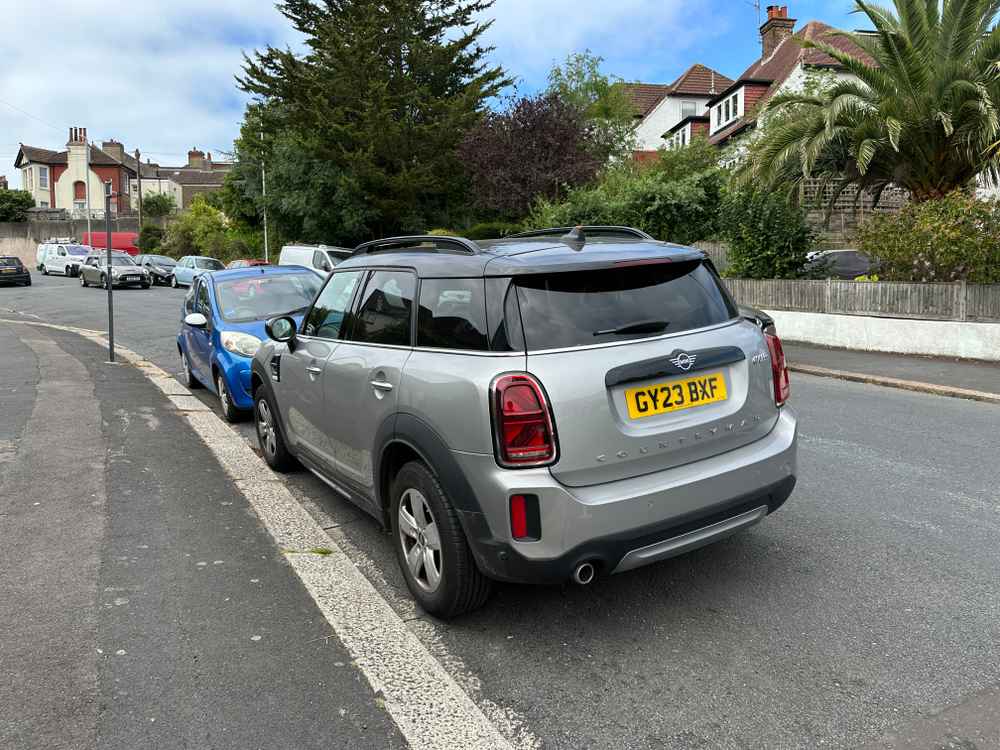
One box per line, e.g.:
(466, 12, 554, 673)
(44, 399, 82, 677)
(137, 225, 164, 252)
(857, 192, 1000, 283)
(465, 222, 520, 240)
(143, 193, 177, 219)
(527, 163, 723, 245)
(719, 189, 815, 279)
(160, 196, 230, 260)
(0, 189, 35, 221)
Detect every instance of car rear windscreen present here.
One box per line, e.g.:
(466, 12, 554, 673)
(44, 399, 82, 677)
(0, 257, 21, 265)
(513, 260, 737, 350)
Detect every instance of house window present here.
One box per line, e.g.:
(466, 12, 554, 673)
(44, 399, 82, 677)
(25, 168, 32, 190)
(681, 101, 698, 118)
(39, 201, 49, 208)
(39, 166, 49, 189)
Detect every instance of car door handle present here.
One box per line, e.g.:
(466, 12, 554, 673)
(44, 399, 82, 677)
(370, 380, 393, 392)
(306, 366, 323, 375)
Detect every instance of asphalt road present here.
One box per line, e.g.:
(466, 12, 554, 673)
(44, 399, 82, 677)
(3, 272, 1000, 749)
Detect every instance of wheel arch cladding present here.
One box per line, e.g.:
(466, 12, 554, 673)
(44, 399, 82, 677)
(377, 414, 486, 519)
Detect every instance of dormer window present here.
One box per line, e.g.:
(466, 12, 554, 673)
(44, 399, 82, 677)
(711, 88, 743, 134)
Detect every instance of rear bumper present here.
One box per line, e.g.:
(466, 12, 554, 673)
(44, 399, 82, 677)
(454, 407, 797, 584)
(0, 271, 30, 284)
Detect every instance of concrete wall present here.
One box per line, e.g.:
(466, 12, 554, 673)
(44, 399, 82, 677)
(0, 219, 141, 267)
(766, 310, 1000, 362)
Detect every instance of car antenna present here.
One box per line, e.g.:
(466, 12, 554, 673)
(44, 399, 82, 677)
(561, 226, 586, 251)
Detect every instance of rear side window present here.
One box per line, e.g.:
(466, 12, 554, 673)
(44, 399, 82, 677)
(513, 260, 737, 351)
(349, 270, 416, 346)
(417, 278, 488, 351)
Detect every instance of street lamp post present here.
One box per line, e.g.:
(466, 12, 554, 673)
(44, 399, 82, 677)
(105, 181, 116, 363)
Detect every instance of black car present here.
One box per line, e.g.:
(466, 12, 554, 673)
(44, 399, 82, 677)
(134, 254, 178, 285)
(804, 249, 875, 279)
(0, 256, 31, 286)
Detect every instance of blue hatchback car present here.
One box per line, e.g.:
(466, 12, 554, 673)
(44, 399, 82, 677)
(176, 266, 323, 421)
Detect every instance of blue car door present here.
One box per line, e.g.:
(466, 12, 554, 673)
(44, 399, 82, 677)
(187, 278, 214, 382)
(176, 258, 192, 286)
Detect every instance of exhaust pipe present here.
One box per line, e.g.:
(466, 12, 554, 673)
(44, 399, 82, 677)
(572, 561, 595, 586)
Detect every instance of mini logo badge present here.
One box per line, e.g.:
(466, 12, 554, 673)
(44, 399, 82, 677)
(670, 351, 697, 371)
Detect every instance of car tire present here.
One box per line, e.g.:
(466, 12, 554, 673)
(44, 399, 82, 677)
(42, 266, 48, 275)
(80, 274, 88, 287)
(390, 461, 493, 618)
(254, 387, 294, 472)
(141, 283, 150, 290)
(216, 373, 242, 423)
(179, 349, 201, 389)
(170, 275, 178, 288)
(24, 277, 31, 287)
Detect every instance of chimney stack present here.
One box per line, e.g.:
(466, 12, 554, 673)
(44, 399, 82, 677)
(187, 148, 206, 170)
(102, 139, 125, 163)
(760, 5, 795, 59)
(69, 126, 88, 145)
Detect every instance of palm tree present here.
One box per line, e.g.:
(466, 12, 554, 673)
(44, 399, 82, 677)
(741, 0, 1000, 204)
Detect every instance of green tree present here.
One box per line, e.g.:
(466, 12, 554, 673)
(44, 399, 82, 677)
(235, 0, 510, 245)
(160, 196, 229, 259)
(719, 189, 814, 279)
(740, 0, 1000, 203)
(0, 189, 35, 221)
(137, 224, 164, 252)
(143, 193, 177, 219)
(547, 51, 637, 160)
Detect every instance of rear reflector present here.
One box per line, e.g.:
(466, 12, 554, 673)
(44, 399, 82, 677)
(765, 332, 790, 406)
(490, 373, 558, 468)
(509, 494, 541, 541)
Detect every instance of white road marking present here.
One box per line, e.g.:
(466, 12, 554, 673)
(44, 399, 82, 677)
(4, 318, 526, 750)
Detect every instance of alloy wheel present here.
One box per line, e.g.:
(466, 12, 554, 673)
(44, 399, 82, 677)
(397, 488, 443, 593)
(257, 399, 277, 458)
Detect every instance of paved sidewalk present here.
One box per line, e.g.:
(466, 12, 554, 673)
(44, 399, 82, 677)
(0, 323, 404, 750)
(784, 342, 1000, 397)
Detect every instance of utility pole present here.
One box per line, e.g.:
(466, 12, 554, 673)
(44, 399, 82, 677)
(260, 129, 269, 263)
(134, 148, 143, 228)
(104, 180, 116, 363)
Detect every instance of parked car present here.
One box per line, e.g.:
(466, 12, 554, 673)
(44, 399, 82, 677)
(0, 256, 31, 286)
(226, 258, 271, 269)
(278, 244, 351, 276)
(134, 254, 178, 285)
(804, 249, 875, 279)
(176, 266, 324, 422)
(37, 242, 91, 277)
(79, 252, 151, 289)
(171, 256, 224, 288)
(251, 227, 797, 617)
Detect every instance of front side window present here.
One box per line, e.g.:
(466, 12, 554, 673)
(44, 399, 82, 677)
(38, 166, 48, 189)
(196, 280, 211, 314)
(303, 270, 363, 340)
(348, 270, 416, 346)
(417, 278, 488, 351)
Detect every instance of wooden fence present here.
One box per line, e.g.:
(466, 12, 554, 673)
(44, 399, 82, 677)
(724, 278, 1000, 323)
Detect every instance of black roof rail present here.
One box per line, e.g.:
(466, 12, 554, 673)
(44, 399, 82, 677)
(352, 235, 480, 256)
(507, 226, 655, 241)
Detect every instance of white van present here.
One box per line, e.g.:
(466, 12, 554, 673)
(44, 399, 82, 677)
(278, 244, 351, 276)
(37, 241, 92, 277)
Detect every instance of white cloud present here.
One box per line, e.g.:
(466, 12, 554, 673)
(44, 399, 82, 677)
(1, 0, 723, 189)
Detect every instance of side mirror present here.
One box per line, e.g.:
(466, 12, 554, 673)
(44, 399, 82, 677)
(265, 315, 297, 344)
(184, 312, 208, 328)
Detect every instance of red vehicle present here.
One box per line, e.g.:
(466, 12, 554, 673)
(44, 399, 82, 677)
(82, 232, 140, 256)
(226, 258, 271, 269)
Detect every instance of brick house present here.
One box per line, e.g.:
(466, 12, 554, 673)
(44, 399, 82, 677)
(155, 149, 231, 209)
(14, 128, 138, 216)
(624, 64, 734, 160)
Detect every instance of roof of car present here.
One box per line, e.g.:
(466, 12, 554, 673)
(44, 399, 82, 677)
(207, 265, 319, 283)
(333, 232, 705, 278)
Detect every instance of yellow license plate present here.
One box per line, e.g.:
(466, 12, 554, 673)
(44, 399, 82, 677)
(625, 372, 728, 420)
(1, 269, 13, 273)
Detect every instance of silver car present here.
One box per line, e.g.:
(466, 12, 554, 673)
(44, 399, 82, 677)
(251, 227, 797, 617)
(79, 253, 150, 289)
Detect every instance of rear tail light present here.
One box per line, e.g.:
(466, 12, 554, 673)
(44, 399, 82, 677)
(765, 332, 790, 406)
(490, 373, 558, 468)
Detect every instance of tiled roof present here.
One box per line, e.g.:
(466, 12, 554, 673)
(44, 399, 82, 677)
(669, 64, 734, 97)
(15, 144, 133, 169)
(157, 168, 227, 186)
(623, 83, 672, 117)
(624, 64, 733, 118)
(709, 21, 871, 145)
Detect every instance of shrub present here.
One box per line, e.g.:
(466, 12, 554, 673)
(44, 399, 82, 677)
(719, 189, 815, 279)
(427, 228, 459, 236)
(465, 222, 520, 240)
(857, 192, 1000, 283)
(137, 225, 164, 252)
(143, 193, 177, 219)
(526, 164, 723, 245)
(0, 189, 35, 221)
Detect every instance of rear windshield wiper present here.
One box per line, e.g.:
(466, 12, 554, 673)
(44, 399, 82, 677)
(593, 320, 670, 337)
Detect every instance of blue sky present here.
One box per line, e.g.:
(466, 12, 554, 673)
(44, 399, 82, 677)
(1, 0, 861, 187)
